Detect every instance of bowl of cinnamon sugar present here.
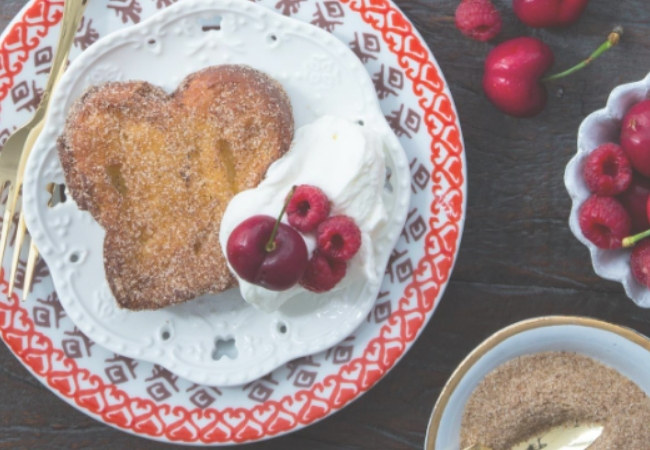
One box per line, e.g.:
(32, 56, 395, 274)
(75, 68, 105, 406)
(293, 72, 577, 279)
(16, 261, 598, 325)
(424, 316, 650, 450)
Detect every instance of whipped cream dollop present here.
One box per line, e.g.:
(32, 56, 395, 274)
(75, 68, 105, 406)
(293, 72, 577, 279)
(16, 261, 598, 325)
(219, 115, 388, 312)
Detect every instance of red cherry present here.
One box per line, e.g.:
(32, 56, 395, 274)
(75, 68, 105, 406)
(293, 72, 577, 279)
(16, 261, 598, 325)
(513, 0, 590, 28)
(621, 100, 650, 177)
(227, 215, 308, 291)
(617, 173, 650, 234)
(483, 30, 621, 118)
(483, 37, 555, 118)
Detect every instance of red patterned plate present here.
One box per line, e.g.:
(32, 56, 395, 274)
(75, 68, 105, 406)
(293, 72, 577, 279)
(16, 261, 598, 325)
(0, 0, 465, 444)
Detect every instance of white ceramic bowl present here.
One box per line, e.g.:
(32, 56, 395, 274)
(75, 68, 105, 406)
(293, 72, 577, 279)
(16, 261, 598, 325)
(424, 316, 650, 450)
(565, 73, 650, 307)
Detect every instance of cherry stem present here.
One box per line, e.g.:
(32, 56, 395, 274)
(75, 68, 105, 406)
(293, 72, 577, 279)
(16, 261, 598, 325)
(623, 228, 650, 248)
(543, 27, 623, 82)
(265, 186, 296, 253)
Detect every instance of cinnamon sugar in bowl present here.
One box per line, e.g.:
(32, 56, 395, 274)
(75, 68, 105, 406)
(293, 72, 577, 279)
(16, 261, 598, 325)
(425, 316, 650, 450)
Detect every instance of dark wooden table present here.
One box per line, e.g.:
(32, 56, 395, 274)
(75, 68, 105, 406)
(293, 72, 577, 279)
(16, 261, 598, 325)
(1, 0, 650, 448)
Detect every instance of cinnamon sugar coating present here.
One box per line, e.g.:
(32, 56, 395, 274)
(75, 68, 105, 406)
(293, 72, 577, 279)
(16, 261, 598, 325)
(461, 351, 650, 450)
(58, 65, 294, 310)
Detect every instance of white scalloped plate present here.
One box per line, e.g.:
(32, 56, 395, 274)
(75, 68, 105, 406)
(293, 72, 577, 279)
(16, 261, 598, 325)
(23, 0, 410, 386)
(0, 0, 465, 444)
(566, 73, 650, 307)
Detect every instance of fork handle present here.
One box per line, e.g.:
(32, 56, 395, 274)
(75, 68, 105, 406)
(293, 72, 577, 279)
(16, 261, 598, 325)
(37, 0, 90, 119)
(15, 0, 89, 183)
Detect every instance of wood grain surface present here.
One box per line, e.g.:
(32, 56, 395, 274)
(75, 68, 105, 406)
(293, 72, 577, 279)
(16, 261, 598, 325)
(2, 0, 650, 449)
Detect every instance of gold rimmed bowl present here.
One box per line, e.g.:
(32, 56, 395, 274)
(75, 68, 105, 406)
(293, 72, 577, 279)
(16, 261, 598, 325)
(424, 316, 650, 450)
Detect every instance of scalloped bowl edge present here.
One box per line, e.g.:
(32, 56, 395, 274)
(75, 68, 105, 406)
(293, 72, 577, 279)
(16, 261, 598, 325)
(565, 72, 650, 308)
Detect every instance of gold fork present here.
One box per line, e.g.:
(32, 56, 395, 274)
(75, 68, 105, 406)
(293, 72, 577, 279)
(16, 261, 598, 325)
(0, 0, 89, 299)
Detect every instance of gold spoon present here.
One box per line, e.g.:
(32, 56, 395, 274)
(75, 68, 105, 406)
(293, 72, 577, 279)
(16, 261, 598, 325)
(463, 423, 604, 450)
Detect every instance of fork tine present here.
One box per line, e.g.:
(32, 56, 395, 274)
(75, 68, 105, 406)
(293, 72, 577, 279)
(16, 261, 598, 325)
(0, 183, 17, 270)
(22, 241, 38, 302)
(8, 211, 26, 297)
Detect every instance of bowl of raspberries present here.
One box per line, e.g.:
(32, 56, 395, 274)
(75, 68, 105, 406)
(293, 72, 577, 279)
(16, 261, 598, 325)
(566, 72, 650, 307)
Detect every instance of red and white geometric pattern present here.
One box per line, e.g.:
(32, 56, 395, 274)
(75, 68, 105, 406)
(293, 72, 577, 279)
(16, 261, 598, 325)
(0, 0, 464, 444)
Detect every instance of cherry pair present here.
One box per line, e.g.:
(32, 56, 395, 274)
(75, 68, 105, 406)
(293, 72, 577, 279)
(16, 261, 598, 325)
(456, 0, 621, 118)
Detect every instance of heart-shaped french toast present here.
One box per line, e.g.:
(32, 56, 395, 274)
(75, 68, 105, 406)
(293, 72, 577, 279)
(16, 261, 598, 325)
(58, 65, 294, 310)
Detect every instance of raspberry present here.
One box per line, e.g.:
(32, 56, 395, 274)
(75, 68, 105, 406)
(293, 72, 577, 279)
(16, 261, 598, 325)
(455, 0, 502, 42)
(617, 173, 650, 233)
(317, 215, 362, 261)
(300, 252, 347, 293)
(579, 196, 631, 249)
(632, 240, 650, 288)
(584, 143, 632, 196)
(287, 185, 330, 233)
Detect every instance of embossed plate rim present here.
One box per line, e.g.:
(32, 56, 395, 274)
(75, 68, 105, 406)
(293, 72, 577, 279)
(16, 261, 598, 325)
(23, 0, 411, 387)
(0, 0, 466, 444)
